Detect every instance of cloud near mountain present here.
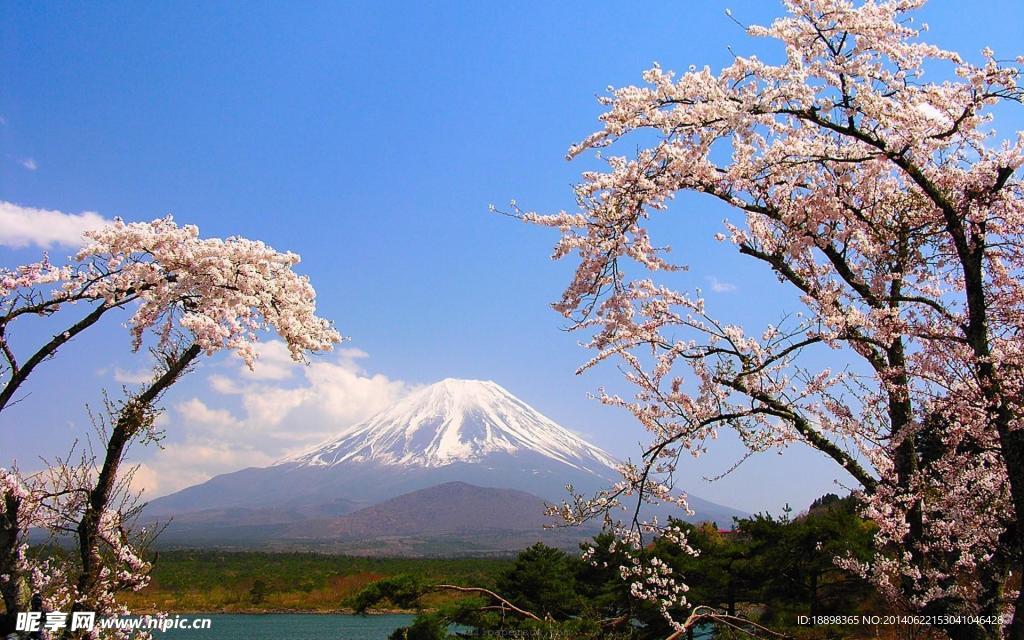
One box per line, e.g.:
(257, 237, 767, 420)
(130, 341, 412, 497)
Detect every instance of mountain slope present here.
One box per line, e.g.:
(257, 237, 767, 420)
(284, 481, 561, 538)
(154, 482, 602, 556)
(145, 379, 747, 549)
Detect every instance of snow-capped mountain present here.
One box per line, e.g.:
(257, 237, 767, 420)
(144, 378, 746, 551)
(147, 378, 622, 516)
(283, 378, 618, 475)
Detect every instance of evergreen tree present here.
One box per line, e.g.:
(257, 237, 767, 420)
(495, 542, 580, 620)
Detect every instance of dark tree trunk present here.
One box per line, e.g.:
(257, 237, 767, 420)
(0, 492, 26, 636)
(726, 576, 736, 617)
(73, 344, 201, 609)
(808, 572, 819, 620)
(959, 243, 1024, 640)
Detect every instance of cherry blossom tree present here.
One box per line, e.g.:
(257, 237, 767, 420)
(0, 216, 340, 636)
(517, 1, 1024, 638)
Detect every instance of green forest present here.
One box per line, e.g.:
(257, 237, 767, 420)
(107, 493, 919, 638)
(352, 494, 889, 639)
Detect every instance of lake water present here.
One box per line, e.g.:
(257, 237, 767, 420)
(161, 614, 416, 640)
(158, 613, 713, 639)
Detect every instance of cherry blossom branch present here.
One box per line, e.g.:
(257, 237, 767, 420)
(666, 605, 793, 640)
(432, 585, 542, 621)
(518, 0, 1024, 630)
(2, 216, 343, 633)
(0, 302, 115, 413)
(74, 343, 201, 607)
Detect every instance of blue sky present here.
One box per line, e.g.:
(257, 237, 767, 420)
(1, 0, 1022, 514)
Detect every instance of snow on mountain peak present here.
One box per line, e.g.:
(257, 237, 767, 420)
(283, 378, 619, 474)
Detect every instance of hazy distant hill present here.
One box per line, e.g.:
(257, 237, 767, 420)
(284, 481, 561, 538)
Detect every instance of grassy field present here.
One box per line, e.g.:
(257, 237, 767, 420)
(122, 550, 510, 613)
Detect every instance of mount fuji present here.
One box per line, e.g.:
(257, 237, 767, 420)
(284, 378, 619, 476)
(144, 379, 745, 553)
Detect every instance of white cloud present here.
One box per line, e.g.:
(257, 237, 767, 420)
(113, 367, 153, 384)
(176, 398, 241, 430)
(130, 443, 277, 498)
(208, 374, 242, 394)
(0, 201, 112, 248)
(916, 102, 952, 128)
(300, 359, 408, 428)
(95, 359, 155, 384)
(336, 347, 369, 361)
(231, 342, 374, 383)
(127, 462, 164, 498)
(19, 158, 37, 171)
(234, 339, 298, 381)
(130, 343, 413, 497)
(707, 276, 738, 293)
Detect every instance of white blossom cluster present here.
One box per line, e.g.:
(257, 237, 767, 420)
(524, 0, 1024, 628)
(2, 216, 341, 637)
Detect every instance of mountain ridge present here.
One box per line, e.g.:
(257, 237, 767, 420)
(145, 379, 747, 551)
(280, 378, 618, 475)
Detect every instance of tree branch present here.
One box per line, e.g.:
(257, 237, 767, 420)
(433, 584, 543, 621)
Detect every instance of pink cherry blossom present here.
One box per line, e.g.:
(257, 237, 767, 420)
(1, 216, 341, 637)
(522, 0, 1024, 633)
(1, 215, 342, 413)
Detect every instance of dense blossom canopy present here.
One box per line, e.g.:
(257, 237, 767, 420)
(1, 216, 341, 637)
(523, 0, 1024, 632)
(1, 215, 340, 366)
